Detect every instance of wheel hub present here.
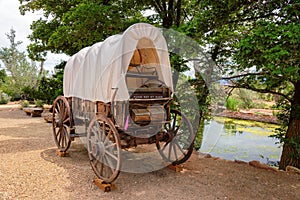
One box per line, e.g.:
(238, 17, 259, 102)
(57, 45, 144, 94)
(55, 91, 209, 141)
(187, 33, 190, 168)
(92, 142, 105, 159)
(56, 119, 63, 127)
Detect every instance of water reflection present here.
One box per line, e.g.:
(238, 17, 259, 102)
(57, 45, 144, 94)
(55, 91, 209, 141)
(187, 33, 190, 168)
(199, 117, 282, 166)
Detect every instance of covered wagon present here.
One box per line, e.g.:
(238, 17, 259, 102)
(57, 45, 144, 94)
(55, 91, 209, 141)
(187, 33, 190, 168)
(52, 23, 195, 184)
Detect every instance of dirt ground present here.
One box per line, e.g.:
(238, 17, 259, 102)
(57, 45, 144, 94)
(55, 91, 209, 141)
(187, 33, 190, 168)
(0, 104, 299, 200)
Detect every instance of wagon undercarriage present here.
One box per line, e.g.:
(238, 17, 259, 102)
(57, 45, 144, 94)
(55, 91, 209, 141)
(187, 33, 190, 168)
(52, 95, 195, 183)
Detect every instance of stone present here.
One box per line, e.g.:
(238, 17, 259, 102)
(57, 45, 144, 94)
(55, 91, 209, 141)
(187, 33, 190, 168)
(55, 149, 70, 157)
(286, 166, 300, 175)
(167, 164, 184, 172)
(198, 152, 212, 159)
(249, 160, 278, 172)
(94, 178, 116, 192)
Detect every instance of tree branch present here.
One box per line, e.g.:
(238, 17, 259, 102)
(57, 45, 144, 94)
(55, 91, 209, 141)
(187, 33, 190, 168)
(228, 83, 293, 102)
(230, 8, 283, 25)
(221, 72, 267, 80)
(151, 0, 164, 13)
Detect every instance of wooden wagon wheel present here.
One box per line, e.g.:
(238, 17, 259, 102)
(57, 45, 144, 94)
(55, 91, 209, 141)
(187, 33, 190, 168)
(87, 115, 121, 183)
(52, 96, 73, 152)
(156, 110, 195, 165)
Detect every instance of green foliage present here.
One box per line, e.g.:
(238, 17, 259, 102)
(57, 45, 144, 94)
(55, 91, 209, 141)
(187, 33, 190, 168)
(21, 100, 30, 108)
(0, 91, 9, 104)
(36, 76, 63, 104)
(238, 89, 254, 109)
(0, 99, 8, 105)
(0, 69, 6, 84)
(0, 29, 40, 99)
(194, 119, 205, 151)
(34, 99, 44, 107)
(226, 96, 241, 111)
(19, 0, 146, 58)
(21, 62, 65, 104)
(270, 98, 291, 143)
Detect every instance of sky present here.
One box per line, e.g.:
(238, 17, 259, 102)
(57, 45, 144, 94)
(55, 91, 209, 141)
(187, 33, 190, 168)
(0, 0, 69, 73)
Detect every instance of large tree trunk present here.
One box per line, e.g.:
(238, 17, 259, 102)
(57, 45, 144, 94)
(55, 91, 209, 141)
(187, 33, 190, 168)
(279, 80, 300, 170)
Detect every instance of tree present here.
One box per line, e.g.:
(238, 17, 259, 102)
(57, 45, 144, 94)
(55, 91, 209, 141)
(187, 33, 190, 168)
(19, 0, 146, 58)
(232, 3, 300, 169)
(193, 0, 300, 169)
(176, 0, 300, 169)
(0, 29, 39, 99)
(0, 69, 6, 85)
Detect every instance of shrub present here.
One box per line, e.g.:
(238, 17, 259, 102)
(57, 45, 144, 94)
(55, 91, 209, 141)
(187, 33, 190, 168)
(0, 92, 9, 104)
(0, 99, 8, 104)
(21, 100, 30, 108)
(34, 100, 44, 108)
(226, 96, 241, 111)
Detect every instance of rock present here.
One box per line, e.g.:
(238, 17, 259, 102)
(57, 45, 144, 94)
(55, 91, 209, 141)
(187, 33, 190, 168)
(44, 113, 53, 123)
(249, 160, 278, 172)
(234, 159, 248, 165)
(43, 104, 53, 111)
(23, 107, 43, 117)
(198, 152, 212, 159)
(286, 166, 300, 175)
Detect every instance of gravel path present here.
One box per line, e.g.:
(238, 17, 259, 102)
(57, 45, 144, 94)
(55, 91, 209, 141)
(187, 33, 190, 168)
(0, 105, 299, 200)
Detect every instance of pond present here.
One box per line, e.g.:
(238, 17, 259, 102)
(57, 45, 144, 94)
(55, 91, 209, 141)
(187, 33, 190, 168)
(199, 117, 282, 166)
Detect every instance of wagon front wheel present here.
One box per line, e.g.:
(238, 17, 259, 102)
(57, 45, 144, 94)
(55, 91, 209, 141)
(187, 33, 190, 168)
(87, 115, 121, 183)
(52, 96, 73, 152)
(156, 110, 195, 165)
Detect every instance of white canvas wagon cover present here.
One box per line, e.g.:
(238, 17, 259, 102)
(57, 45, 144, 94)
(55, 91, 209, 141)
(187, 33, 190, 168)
(63, 23, 173, 103)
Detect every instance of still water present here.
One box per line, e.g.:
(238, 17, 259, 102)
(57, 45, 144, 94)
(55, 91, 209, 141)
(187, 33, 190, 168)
(199, 117, 282, 165)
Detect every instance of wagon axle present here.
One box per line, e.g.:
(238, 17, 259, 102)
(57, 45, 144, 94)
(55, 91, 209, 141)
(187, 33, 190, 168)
(91, 142, 105, 159)
(55, 119, 63, 128)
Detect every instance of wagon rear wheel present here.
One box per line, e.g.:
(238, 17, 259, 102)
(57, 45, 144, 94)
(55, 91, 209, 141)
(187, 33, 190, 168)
(52, 96, 73, 152)
(87, 115, 121, 183)
(156, 110, 195, 165)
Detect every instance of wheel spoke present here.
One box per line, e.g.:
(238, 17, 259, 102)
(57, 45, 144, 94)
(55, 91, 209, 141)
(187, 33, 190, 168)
(173, 141, 178, 160)
(96, 151, 104, 163)
(55, 108, 59, 116)
(64, 128, 69, 147)
(174, 140, 186, 155)
(98, 162, 103, 176)
(63, 117, 70, 124)
(104, 155, 116, 172)
(105, 143, 117, 149)
(58, 129, 63, 145)
(174, 125, 180, 135)
(56, 126, 62, 136)
(59, 101, 64, 115)
(104, 129, 112, 145)
(63, 105, 68, 120)
(105, 150, 118, 161)
(56, 102, 61, 113)
(62, 128, 66, 147)
(167, 142, 172, 160)
(172, 113, 177, 129)
(53, 121, 58, 128)
(162, 141, 169, 151)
